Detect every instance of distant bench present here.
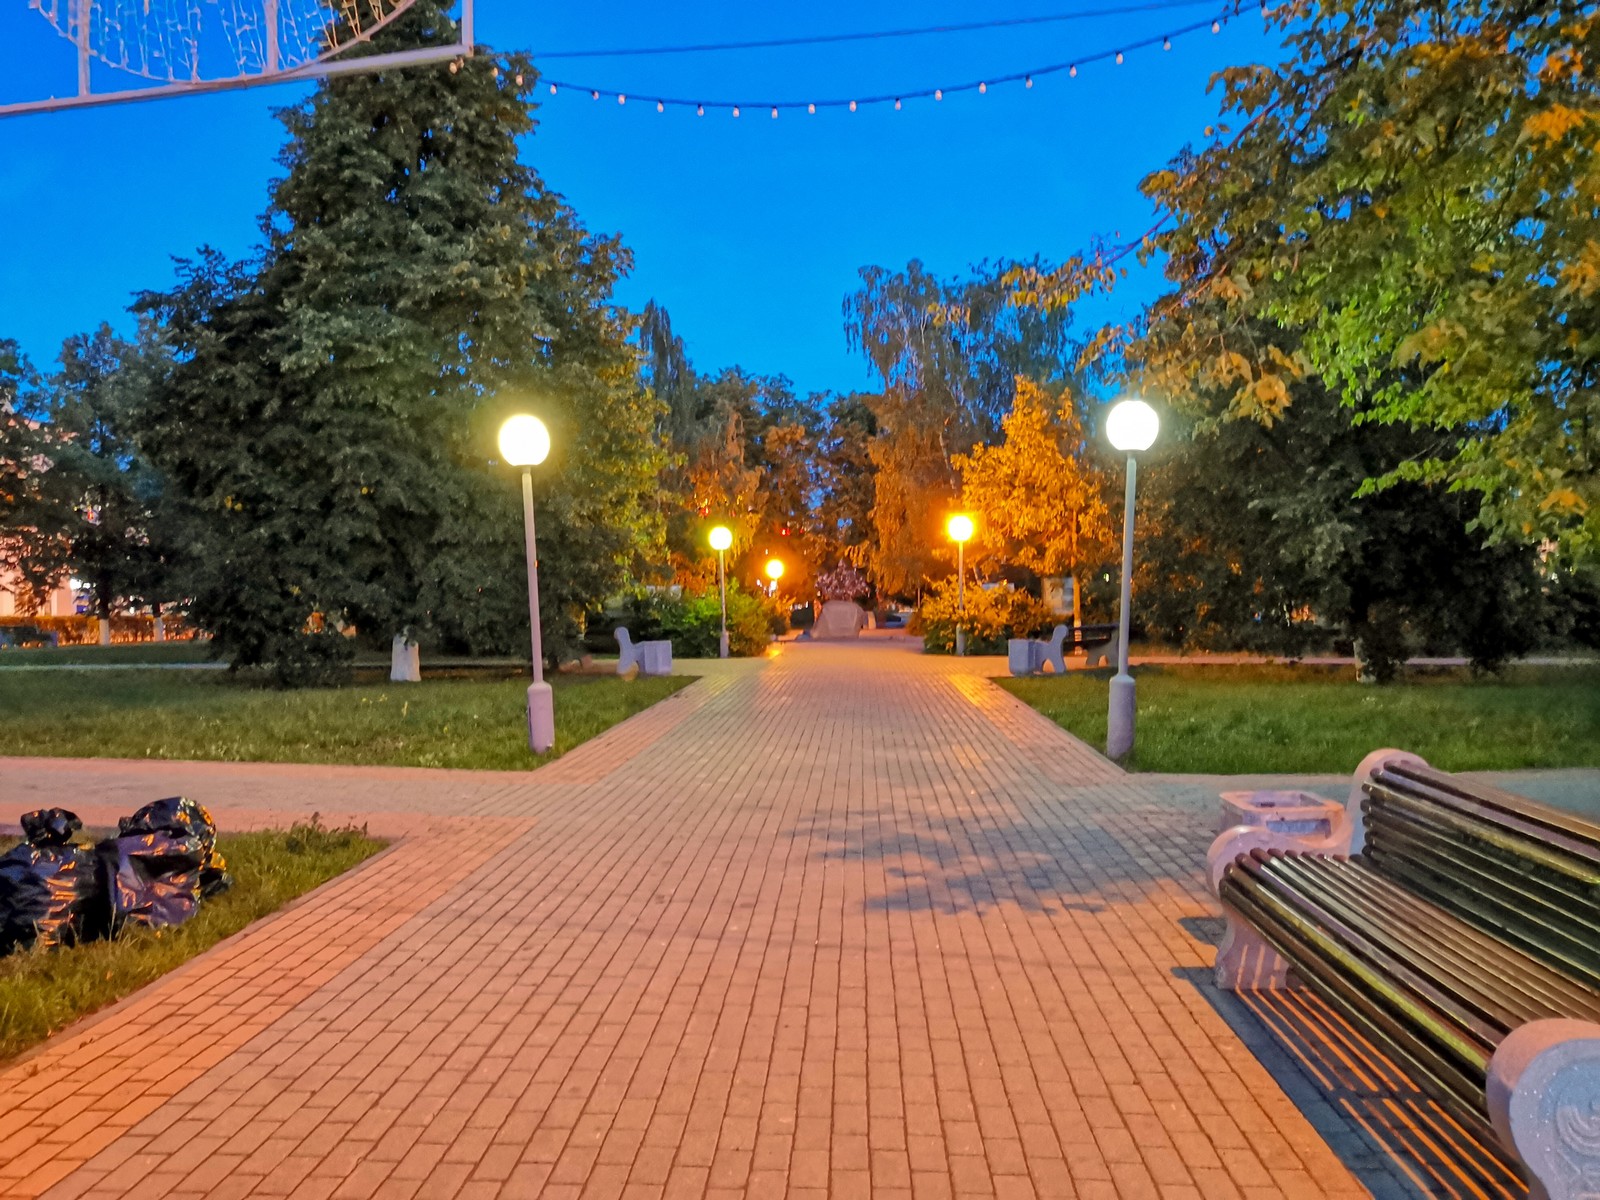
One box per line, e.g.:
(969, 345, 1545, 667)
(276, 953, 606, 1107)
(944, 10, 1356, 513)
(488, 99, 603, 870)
(1209, 749, 1600, 1198)
(615, 627, 673, 677)
(1007, 623, 1119, 676)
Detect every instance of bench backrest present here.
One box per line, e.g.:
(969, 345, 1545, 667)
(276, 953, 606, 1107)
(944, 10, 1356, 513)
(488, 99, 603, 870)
(1360, 760, 1600, 990)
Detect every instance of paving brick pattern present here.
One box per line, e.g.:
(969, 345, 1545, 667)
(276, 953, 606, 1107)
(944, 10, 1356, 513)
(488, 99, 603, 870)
(2, 644, 1374, 1198)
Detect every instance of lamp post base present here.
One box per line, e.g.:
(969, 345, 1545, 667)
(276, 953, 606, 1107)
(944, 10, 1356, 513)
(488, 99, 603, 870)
(956, 629, 967, 657)
(527, 681, 555, 754)
(1106, 672, 1136, 761)
(719, 632, 729, 659)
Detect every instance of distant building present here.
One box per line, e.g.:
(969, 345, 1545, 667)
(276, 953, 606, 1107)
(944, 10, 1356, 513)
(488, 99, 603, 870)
(0, 563, 75, 618)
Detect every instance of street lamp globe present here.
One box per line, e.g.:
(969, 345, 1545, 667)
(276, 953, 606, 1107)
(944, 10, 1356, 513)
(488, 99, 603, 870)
(709, 525, 734, 552)
(498, 414, 551, 467)
(1106, 399, 1159, 453)
(765, 559, 785, 581)
(946, 513, 975, 543)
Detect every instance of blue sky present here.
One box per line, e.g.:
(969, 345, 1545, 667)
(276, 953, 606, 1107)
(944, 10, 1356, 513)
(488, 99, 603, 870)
(0, 2, 1284, 396)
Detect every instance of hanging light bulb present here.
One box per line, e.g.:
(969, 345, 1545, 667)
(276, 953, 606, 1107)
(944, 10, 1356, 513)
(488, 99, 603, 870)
(1213, 19, 1221, 32)
(1025, 76, 1033, 88)
(935, 88, 943, 101)
(656, 100, 665, 112)
(697, 104, 705, 116)
(1116, 51, 1124, 64)
(448, 60, 458, 73)
(591, 89, 600, 100)
(771, 106, 778, 119)
(1163, 38, 1172, 50)
(491, 66, 499, 78)
(849, 100, 857, 112)
(549, 83, 557, 95)
(732, 105, 741, 117)
(807, 102, 816, 114)
(979, 82, 987, 94)
(894, 98, 902, 110)
(514, 73, 523, 86)
(617, 94, 626, 105)
(1069, 65, 1078, 77)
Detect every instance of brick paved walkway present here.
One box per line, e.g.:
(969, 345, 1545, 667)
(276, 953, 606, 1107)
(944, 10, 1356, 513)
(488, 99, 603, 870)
(1, 643, 1386, 1199)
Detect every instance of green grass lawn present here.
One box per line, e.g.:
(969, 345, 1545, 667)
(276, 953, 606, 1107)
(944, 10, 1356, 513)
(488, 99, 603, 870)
(999, 663, 1600, 774)
(0, 641, 216, 667)
(0, 820, 383, 1062)
(0, 670, 694, 770)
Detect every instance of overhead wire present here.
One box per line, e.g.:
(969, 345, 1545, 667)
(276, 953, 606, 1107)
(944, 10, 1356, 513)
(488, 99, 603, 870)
(533, 0, 1223, 59)
(532, 5, 1254, 116)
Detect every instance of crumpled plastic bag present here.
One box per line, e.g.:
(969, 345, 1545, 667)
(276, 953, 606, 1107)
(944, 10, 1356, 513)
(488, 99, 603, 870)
(100, 796, 231, 931)
(0, 808, 101, 954)
(118, 796, 231, 897)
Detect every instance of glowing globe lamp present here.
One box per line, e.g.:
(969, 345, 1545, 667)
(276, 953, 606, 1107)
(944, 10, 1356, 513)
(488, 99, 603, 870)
(946, 513, 975, 543)
(709, 525, 733, 552)
(1106, 399, 1159, 453)
(765, 559, 785, 581)
(498, 414, 551, 467)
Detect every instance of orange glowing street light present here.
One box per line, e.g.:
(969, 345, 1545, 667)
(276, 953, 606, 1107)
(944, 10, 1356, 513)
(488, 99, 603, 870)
(947, 513, 975, 656)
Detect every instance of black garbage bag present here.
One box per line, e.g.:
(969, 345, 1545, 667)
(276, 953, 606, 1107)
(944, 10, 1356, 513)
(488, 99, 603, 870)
(118, 796, 231, 898)
(0, 808, 101, 955)
(98, 829, 206, 931)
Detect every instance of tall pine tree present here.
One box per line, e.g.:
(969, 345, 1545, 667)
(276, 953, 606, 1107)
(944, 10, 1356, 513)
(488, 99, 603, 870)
(134, 3, 663, 681)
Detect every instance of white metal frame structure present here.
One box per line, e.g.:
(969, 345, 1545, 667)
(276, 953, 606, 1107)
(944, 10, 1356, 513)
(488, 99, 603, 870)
(6, 0, 474, 117)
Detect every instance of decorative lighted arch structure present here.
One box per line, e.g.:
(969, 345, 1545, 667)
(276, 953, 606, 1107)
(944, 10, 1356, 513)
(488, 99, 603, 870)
(7, 0, 474, 117)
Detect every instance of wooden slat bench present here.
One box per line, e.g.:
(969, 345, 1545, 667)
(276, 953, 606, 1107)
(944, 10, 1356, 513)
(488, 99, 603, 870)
(1208, 749, 1600, 1200)
(1006, 622, 1120, 676)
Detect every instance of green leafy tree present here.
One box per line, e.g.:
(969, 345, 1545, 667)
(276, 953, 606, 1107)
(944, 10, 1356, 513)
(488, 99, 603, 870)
(1132, 337, 1548, 680)
(1132, 0, 1600, 562)
(814, 393, 878, 573)
(38, 328, 188, 634)
(0, 341, 71, 612)
(132, 3, 663, 681)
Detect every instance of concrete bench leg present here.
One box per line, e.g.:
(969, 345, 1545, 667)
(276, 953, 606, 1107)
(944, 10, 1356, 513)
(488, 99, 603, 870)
(1206, 823, 1345, 991)
(1488, 1020, 1600, 1200)
(1085, 628, 1118, 670)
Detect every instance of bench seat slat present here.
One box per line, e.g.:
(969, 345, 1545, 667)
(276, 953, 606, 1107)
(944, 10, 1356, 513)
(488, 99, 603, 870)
(1311, 859, 1600, 1026)
(1273, 856, 1600, 1034)
(1219, 879, 1500, 1144)
(1365, 814, 1600, 928)
(1226, 862, 1498, 1075)
(1365, 827, 1600, 991)
(1248, 854, 1516, 1044)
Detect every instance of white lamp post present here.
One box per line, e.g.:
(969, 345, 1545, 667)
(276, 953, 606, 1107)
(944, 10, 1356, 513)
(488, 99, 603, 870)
(946, 513, 975, 656)
(499, 414, 555, 754)
(1104, 398, 1159, 761)
(709, 525, 733, 658)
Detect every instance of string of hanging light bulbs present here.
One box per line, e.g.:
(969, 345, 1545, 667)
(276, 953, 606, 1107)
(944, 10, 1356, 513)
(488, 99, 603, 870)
(515, 4, 1260, 119)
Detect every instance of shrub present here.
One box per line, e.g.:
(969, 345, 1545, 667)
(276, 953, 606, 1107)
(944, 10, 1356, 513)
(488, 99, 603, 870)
(612, 584, 781, 657)
(916, 579, 1057, 654)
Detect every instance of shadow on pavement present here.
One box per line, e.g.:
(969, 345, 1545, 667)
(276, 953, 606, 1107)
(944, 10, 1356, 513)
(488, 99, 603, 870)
(1174, 964, 1528, 1200)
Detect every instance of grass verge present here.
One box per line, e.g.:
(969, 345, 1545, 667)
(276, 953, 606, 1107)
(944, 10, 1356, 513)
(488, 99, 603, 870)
(0, 671, 694, 770)
(999, 663, 1600, 774)
(0, 641, 215, 667)
(0, 819, 383, 1062)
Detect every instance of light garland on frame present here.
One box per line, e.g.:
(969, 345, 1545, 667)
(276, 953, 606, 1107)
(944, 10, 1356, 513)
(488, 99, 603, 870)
(531, 5, 1259, 118)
